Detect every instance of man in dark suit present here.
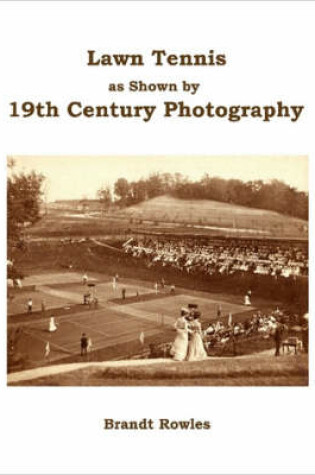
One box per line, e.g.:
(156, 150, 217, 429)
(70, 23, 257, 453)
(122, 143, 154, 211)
(274, 323, 283, 357)
(80, 333, 88, 356)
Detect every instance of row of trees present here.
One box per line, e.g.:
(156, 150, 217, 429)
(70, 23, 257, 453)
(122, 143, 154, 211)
(97, 172, 308, 220)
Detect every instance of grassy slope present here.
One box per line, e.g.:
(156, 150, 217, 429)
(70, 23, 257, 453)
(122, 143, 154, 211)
(9, 355, 308, 386)
(29, 195, 307, 239)
(114, 195, 307, 236)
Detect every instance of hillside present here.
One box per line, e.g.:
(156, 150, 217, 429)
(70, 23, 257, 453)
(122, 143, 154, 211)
(113, 195, 308, 239)
(28, 195, 308, 240)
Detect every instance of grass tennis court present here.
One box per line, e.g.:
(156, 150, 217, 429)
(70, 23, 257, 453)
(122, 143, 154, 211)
(125, 294, 250, 324)
(8, 271, 257, 371)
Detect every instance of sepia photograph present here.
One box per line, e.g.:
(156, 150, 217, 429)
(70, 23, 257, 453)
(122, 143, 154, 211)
(7, 155, 309, 386)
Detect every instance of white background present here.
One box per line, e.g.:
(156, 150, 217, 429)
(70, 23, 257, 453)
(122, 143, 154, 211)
(0, 1, 314, 474)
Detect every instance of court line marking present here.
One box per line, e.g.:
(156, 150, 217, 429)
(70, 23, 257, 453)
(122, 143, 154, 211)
(69, 319, 110, 337)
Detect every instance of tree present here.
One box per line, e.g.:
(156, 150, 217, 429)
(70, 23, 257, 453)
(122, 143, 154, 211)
(7, 170, 45, 243)
(114, 178, 130, 205)
(130, 179, 147, 203)
(97, 185, 112, 211)
(147, 173, 164, 198)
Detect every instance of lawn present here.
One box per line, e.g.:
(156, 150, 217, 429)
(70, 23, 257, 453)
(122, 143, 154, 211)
(9, 354, 308, 386)
(27, 195, 307, 239)
(8, 267, 304, 375)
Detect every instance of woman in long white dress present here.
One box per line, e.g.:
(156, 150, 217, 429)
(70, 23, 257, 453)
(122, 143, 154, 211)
(87, 337, 93, 352)
(244, 294, 251, 306)
(48, 316, 57, 332)
(186, 316, 208, 361)
(170, 315, 189, 361)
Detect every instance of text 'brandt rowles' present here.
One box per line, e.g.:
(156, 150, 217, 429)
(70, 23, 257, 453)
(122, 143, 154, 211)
(103, 418, 212, 430)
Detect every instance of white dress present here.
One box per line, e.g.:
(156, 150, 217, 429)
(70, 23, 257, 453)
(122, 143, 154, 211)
(49, 317, 57, 332)
(44, 342, 50, 357)
(170, 317, 189, 361)
(187, 320, 208, 361)
(244, 295, 251, 306)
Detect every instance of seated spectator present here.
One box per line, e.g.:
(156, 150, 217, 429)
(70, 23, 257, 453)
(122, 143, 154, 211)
(124, 237, 308, 281)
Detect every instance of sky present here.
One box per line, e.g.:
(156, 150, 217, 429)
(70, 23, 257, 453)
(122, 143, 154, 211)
(9, 155, 308, 202)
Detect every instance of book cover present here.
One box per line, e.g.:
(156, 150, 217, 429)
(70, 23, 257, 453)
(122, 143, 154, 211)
(0, 1, 314, 474)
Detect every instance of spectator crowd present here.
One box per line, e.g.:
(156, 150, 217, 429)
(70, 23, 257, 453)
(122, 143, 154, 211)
(124, 238, 308, 280)
(204, 307, 308, 353)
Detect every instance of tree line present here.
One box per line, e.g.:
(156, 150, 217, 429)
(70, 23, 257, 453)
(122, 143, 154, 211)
(98, 172, 308, 220)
